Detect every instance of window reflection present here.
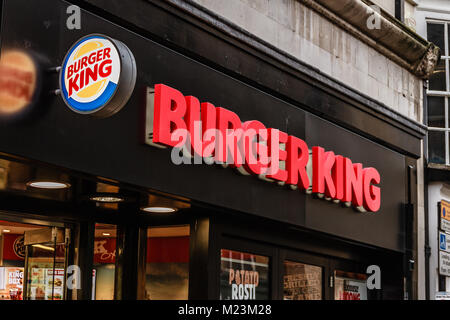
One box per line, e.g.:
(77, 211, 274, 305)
(283, 260, 322, 300)
(429, 131, 446, 164)
(429, 59, 446, 92)
(143, 225, 190, 300)
(92, 223, 117, 300)
(427, 23, 445, 54)
(427, 22, 450, 165)
(428, 96, 445, 128)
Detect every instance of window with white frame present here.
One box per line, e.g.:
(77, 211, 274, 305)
(427, 20, 450, 164)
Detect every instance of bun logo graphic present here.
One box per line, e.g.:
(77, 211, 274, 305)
(60, 34, 136, 117)
(13, 236, 25, 259)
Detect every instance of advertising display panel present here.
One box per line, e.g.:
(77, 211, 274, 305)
(220, 249, 269, 300)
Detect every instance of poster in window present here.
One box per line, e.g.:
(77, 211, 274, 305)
(0, 267, 23, 300)
(45, 268, 64, 300)
(220, 249, 269, 300)
(283, 261, 322, 300)
(334, 271, 368, 300)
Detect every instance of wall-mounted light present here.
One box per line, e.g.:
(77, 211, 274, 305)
(27, 181, 71, 190)
(141, 206, 177, 213)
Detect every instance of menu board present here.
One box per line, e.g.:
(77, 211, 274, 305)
(29, 267, 65, 300)
(29, 267, 46, 300)
(0, 267, 23, 300)
(28, 257, 64, 300)
(45, 269, 64, 300)
(220, 249, 269, 300)
(283, 261, 322, 300)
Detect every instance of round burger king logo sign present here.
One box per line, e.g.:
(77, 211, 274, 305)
(60, 34, 136, 117)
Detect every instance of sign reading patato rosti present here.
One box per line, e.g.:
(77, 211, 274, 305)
(60, 34, 136, 118)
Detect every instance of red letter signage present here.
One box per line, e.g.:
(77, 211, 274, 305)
(145, 84, 382, 213)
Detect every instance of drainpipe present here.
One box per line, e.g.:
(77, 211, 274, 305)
(405, 165, 415, 300)
(423, 81, 431, 300)
(424, 173, 431, 300)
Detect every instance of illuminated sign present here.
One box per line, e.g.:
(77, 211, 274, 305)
(60, 34, 136, 117)
(13, 236, 25, 259)
(145, 84, 382, 212)
(0, 50, 39, 117)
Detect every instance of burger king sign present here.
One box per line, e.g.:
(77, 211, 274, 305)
(60, 34, 136, 117)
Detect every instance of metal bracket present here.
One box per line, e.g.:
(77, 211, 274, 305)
(408, 259, 415, 271)
(47, 66, 61, 73)
(425, 245, 432, 258)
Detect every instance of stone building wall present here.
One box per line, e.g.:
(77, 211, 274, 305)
(371, 0, 396, 16)
(192, 0, 423, 122)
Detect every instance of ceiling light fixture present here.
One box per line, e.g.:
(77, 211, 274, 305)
(141, 206, 177, 213)
(2, 229, 10, 233)
(102, 233, 111, 236)
(27, 181, 71, 190)
(90, 196, 124, 203)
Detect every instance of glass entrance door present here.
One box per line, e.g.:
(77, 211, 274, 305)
(23, 227, 69, 300)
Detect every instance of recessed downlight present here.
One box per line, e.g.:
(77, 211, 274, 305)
(141, 207, 177, 213)
(27, 181, 71, 190)
(90, 196, 124, 203)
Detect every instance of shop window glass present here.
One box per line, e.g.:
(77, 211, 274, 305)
(0, 225, 25, 300)
(429, 131, 446, 164)
(283, 260, 322, 300)
(220, 249, 270, 300)
(92, 223, 117, 300)
(428, 23, 445, 54)
(334, 270, 368, 300)
(25, 241, 66, 300)
(428, 59, 447, 92)
(428, 96, 445, 128)
(427, 22, 450, 165)
(0, 221, 69, 300)
(143, 225, 189, 300)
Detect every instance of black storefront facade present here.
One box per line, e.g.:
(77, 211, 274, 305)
(0, 0, 426, 300)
